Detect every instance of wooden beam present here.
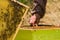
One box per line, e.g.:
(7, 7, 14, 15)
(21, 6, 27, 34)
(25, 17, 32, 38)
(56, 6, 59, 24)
(11, 0, 29, 8)
(11, 0, 30, 40)
(12, 8, 29, 40)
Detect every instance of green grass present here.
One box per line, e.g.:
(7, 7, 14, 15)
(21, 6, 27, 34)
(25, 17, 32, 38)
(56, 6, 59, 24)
(15, 29, 60, 40)
(15, 30, 32, 40)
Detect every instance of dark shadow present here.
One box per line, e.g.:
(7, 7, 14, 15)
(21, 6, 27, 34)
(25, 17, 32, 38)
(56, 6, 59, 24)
(38, 24, 53, 26)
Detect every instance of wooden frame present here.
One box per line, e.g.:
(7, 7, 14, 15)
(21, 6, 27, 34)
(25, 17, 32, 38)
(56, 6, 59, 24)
(11, 0, 30, 40)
